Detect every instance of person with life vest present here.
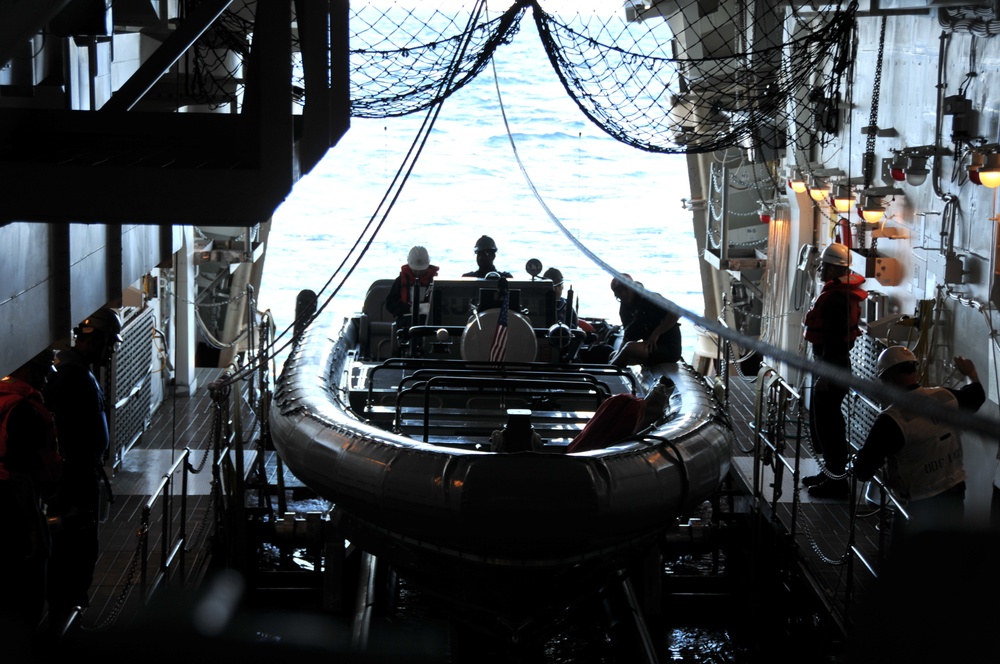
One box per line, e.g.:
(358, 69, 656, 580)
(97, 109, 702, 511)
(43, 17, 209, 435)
(462, 235, 513, 279)
(851, 347, 984, 544)
(801, 242, 868, 498)
(543, 267, 595, 335)
(43, 307, 121, 629)
(385, 245, 440, 330)
(0, 351, 61, 643)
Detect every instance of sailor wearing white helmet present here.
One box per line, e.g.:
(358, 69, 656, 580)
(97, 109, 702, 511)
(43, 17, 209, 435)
(852, 346, 985, 547)
(801, 242, 869, 498)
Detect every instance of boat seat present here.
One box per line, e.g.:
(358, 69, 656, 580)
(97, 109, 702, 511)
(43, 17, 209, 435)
(360, 278, 397, 360)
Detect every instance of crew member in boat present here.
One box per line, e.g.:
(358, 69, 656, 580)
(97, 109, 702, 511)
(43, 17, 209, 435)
(801, 242, 867, 499)
(543, 267, 594, 334)
(851, 347, 984, 545)
(385, 245, 439, 328)
(608, 274, 682, 367)
(462, 235, 512, 279)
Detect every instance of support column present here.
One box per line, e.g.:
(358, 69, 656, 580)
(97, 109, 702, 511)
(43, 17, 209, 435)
(175, 225, 198, 395)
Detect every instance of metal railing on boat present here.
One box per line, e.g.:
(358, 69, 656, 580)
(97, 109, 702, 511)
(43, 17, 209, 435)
(365, 357, 637, 408)
(393, 375, 608, 443)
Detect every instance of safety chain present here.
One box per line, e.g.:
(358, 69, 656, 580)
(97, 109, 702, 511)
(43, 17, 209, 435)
(725, 336, 758, 382)
(184, 477, 218, 554)
(862, 15, 887, 190)
(793, 392, 851, 482)
(79, 522, 149, 632)
(796, 501, 852, 566)
(187, 440, 213, 475)
(855, 16, 887, 252)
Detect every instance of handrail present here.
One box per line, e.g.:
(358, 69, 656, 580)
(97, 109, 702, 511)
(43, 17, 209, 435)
(744, 361, 909, 625)
(392, 375, 606, 443)
(140, 447, 193, 600)
(367, 357, 637, 409)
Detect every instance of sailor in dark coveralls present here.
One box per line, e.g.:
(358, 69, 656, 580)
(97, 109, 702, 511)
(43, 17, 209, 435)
(43, 308, 121, 629)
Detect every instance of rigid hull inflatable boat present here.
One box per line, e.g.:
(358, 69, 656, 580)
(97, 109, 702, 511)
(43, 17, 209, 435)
(269, 276, 732, 630)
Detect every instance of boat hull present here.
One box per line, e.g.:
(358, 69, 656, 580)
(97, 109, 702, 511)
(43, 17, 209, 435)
(270, 312, 732, 624)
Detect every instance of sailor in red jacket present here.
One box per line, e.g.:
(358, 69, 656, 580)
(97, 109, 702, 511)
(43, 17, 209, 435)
(0, 351, 60, 637)
(801, 242, 867, 498)
(385, 245, 440, 327)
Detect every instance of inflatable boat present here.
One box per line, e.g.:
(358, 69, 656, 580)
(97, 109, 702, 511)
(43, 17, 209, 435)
(269, 276, 732, 631)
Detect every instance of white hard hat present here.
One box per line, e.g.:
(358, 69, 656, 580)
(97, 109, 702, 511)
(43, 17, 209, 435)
(820, 243, 850, 267)
(875, 346, 918, 378)
(407, 246, 430, 271)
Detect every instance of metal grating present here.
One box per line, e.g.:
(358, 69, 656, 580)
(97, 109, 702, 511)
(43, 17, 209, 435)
(844, 333, 885, 451)
(110, 306, 154, 468)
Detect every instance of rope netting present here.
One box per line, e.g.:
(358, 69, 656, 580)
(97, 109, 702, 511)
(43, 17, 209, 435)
(346, 0, 858, 154)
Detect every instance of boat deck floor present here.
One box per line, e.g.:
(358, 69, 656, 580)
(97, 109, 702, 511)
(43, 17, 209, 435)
(55, 365, 879, 643)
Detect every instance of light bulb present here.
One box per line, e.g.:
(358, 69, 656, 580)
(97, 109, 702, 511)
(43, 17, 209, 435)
(860, 196, 884, 223)
(788, 168, 808, 193)
(905, 156, 929, 186)
(831, 185, 853, 213)
(861, 207, 884, 223)
(979, 170, 1000, 188)
(978, 154, 1000, 188)
(833, 197, 853, 213)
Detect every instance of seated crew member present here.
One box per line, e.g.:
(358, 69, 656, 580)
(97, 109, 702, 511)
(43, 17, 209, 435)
(608, 275, 682, 367)
(385, 245, 439, 327)
(543, 267, 594, 335)
(463, 235, 513, 279)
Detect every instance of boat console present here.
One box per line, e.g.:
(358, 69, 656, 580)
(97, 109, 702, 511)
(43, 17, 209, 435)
(430, 278, 557, 329)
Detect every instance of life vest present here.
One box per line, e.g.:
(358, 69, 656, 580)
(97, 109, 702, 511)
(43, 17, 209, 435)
(567, 394, 646, 454)
(398, 264, 439, 306)
(882, 386, 965, 502)
(802, 274, 867, 347)
(0, 377, 61, 483)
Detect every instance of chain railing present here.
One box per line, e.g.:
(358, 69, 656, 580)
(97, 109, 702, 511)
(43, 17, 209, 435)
(729, 346, 911, 629)
(140, 448, 196, 599)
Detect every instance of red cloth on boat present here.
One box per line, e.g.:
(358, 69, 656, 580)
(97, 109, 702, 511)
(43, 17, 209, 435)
(566, 394, 646, 454)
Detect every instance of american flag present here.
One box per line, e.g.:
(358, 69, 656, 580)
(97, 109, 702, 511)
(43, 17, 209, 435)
(488, 287, 510, 363)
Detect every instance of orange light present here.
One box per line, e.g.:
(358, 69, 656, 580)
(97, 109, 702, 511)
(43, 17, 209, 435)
(978, 154, 1000, 188)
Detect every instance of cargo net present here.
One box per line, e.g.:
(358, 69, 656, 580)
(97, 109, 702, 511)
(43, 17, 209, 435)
(347, 0, 858, 154)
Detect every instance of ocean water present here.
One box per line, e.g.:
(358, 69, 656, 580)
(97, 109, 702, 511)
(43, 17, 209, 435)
(257, 10, 701, 365)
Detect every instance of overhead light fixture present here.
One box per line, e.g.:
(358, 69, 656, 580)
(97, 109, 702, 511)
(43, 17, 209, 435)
(889, 153, 907, 182)
(968, 151, 984, 186)
(905, 155, 929, 186)
(808, 176, 828, 201)
(860, 196, 884, 224)
(978, 153, 1000, 189)
(788, 169, 808, 194)
(831, 184, 854, 213)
